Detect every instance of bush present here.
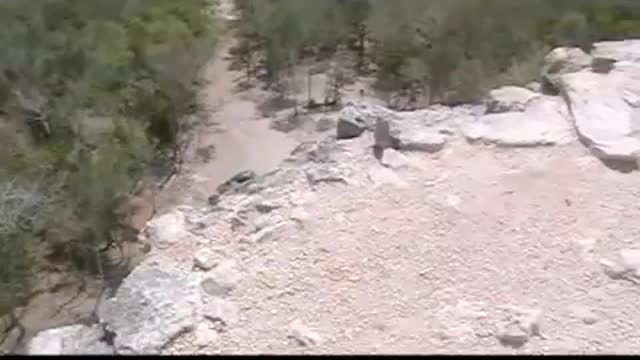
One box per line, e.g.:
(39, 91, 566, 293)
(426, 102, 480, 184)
(234, 0, 640, 103)
(0, 0, 218, 307)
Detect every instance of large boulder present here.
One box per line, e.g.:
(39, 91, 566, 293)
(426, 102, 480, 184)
(98, 262, 200, 354)
(592, 40, 640, 63)
(462, 96, 575, 147)
(374, 117, 446, 153)
(542, 47, 592, 92)
(543, 47, 593, 75)
(336, 101, 396, 140)
(373, 105, 477, 153)
(486, 86, 540, 113)
(560, 61, 640, 162)
(27, 324, 113, 355)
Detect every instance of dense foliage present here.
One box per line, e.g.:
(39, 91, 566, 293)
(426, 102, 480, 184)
(0, 0, 217, 310)
(234, 0, 640, 104)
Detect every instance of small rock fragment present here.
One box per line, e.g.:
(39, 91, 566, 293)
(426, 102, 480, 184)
(251, 214, 273, 232)
(619, 248, 640, 277)
(202, 298, 239, 331)
(497, 321, 530, 348)
(201, 278, 229, 297)
(252, 223, 287, 243)
(217, 170, 257, 194)
(496, 307, 542, 348)
(486, 86, 540, 113)
(446, 194, 462, 210)
(290, 207, 310, 224)
(570, 305, 599, 325)
(381, 149, 410, 169)
(193, 249, 219, 271)
(255, 200, 281, 214)
(600, 259, 629, 279)
(305, 168, 348, 186)
(201, 260, 243, 296)
(289, 320, 322, 347)
(194, 323, 220, 348)
(518, 308, 542, 337)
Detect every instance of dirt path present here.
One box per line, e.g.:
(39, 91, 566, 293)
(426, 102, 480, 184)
(155, 27, 298, 212)
(6, 4, 299, 353)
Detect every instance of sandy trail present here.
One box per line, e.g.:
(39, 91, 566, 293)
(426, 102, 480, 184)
(156, 36, 298, 211)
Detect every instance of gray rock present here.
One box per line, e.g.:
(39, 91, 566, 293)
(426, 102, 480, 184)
(496, 321, 530, 348)
(193, 323, 219, 349)
(560, 61, 640, 162)
(398, 130, 446, 153)
(288, 320, 322, 346)
(98, 263, 199, 354)
(591, 57, 617, 74)
(620, 248, 640, 277)
(193, 249, 219, 271)
(251, 213, 276, 232)
(217, 170, 257, 194)
(202, 298, 239, 331)
(486, 86, 540, 113)
(375, 117, 447, 153)
(336, 117, 367, 139)
(27, 324, 113, 355)
(252, 223, 287, 243)
(144, 211, 189, 249)
(201, 260, 243, 296)
(463, 96, 575, 147)
(305, 167, 348, 186)
(496, 307, 542, 348)
(201, 278, 230, 297)
(339, 101, 396, 128)
(255, 200, 281, 214)
(543, 47, 593, 75)
(207, 194, 220, 206)
(542, 47, 592, 92)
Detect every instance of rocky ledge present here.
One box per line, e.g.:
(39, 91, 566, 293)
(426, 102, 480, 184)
(26, 39, 640, 354)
